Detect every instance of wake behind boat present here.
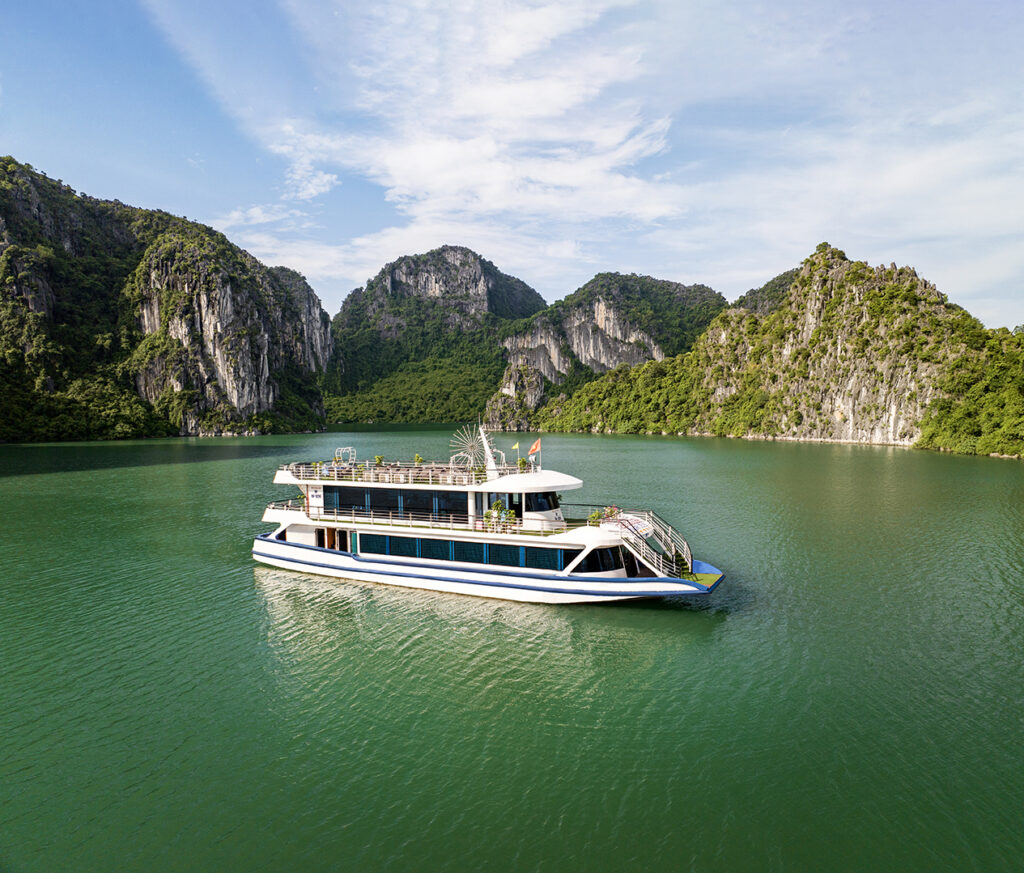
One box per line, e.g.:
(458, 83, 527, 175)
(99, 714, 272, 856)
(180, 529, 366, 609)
(252, 427, 723, 604)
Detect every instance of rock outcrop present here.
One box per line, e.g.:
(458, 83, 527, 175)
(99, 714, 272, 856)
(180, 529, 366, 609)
(0, 156, 332, 440)
(683, 245, 954, 444)
(326, 245, 546, 398)
(485, 273, 727, 429)
(129, 234, 333, 434)
(536, 244, 1021, 454)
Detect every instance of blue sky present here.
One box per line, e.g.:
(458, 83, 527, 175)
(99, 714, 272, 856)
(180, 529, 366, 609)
(2, 0, 1022, 328)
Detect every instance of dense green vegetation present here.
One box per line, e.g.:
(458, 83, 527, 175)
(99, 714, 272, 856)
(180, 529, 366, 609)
(917, 327, 1024, 456)
(323, 247, 545, 423)
(502, 272, 727, 359)
(0, 157, 327, 441)
(324, 350, 505, 423)
(538, 246, 1024, 459)
(733, 269, 799, 315)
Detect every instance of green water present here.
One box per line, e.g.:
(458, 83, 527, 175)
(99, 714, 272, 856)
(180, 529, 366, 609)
(2, 430, 1023, 872)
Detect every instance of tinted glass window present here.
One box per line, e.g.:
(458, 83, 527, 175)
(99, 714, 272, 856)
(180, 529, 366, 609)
(488, 544, 521, 566)
(603, 547, 624, 570)
(575, 548, 623, 573)
(525, 492, 560, 512)
(420, 539, 451, 561)
(325, 486, 365, 511)
(403, 489, 433, 515)
(360, 534, 387, 554)
(524, 547, 559, 570)
(368, 488, 400, 512)
(453, 541, 485, 564)
(388, 536, 417, 557)
(437, 491, 467, 518)
(560, 549, 582, 570)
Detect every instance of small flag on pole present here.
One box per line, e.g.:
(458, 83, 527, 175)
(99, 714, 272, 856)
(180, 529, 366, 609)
(511, 442, 519, 450)
(528, 437, 541, 456)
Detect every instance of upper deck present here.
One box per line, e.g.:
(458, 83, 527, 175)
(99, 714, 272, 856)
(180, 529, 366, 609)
(274, 458, 583, 493)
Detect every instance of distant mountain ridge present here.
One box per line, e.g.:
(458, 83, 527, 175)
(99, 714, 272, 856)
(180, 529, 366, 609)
(321, 246, 547, 423)
(3, 156, 1019, 458)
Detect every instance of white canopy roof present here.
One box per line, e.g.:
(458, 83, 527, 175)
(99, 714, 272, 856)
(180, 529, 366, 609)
(467, 469, 583, 493)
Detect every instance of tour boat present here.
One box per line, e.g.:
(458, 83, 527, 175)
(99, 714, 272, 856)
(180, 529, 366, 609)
(252, 427, 724, 604)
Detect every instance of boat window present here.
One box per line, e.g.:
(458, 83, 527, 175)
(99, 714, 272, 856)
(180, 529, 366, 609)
(621, 547, 640, 577)
(575, 547, 624, 573)
(524, 547, 559, 570)
(360, 534, 387, 555)
(420, 539, 452, 562)
(453, 541, 485, 564)
(368, 488, 401, 513)
(325, 486, 366, 511)
(388, 536, 417, 558)
(525, 492, 560, 512)
(488, 544, 521, 566)
(560, 549, 582, 570)
(402, 489, 433, 516)
(437, 490, 467, 519)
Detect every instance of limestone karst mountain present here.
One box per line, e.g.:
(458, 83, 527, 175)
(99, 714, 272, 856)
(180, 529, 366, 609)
(0, 157, 332, 440)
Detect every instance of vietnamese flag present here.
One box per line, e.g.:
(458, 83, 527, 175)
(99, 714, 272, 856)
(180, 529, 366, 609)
(528, 437, 541, 456)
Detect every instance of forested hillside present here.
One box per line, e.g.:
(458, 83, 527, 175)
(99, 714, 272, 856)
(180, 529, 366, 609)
(0, 157, 332, 441)
(483, 273, 727, 429)
(322, 246, 545, 423)
(536, 244, 1024, 459)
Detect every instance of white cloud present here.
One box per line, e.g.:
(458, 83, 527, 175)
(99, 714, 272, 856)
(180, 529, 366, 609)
(216, 203, 308, 230)
(147, 0, 1024, 327)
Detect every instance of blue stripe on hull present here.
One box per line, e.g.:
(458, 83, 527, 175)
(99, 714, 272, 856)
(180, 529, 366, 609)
(252, 541, 714, 600)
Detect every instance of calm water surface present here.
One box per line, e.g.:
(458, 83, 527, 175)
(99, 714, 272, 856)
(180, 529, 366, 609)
(2, 430, 1023, 872)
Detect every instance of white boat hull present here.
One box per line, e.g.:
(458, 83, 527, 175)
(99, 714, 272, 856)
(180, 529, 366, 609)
(252, 535, 717, 605)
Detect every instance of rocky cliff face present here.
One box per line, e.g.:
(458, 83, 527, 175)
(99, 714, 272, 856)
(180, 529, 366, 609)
(536, 244, 1000, 448)
(326, 245, 546, 398)
(485, 273, 726, 430)
(683, 245, 959, 444)
(130, 234, 333, 434)
(0, 156, 333, 440)
(363, 245, 546, 329)
(498, 298, 662, 382)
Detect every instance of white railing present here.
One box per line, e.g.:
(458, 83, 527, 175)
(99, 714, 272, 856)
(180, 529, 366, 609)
(266, 500, 559, 536)
(280, 459, 535, 485)
(561, 503, 692, 576)
(266, 499, 694, 575)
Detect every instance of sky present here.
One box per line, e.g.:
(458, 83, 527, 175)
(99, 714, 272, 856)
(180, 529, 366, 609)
(1, 0, 1022, 328)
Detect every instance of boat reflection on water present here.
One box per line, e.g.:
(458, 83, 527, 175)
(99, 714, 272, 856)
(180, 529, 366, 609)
(253, 566, 726, 714)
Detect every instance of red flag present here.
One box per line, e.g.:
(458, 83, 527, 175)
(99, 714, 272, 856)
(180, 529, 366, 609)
(528, 437, 541, 456)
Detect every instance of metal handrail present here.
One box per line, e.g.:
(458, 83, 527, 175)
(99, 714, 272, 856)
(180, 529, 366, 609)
(265, 499, 693, 573)
(265, 500, 564, 536)
(280, 459, 535, 485)
(561, 503, 692, 575)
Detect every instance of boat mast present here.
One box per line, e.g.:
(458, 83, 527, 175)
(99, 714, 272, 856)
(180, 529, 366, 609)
(479, 424, 498, 475)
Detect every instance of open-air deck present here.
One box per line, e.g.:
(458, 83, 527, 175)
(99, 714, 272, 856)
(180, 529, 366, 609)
(279, 459, 536, 486)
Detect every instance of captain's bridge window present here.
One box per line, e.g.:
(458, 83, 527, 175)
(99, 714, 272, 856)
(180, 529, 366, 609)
(525, 492, 560, 512)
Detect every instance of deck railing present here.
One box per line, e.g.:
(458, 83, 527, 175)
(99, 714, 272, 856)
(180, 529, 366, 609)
(560, 503, 692, 575)
(265, 499, 692, 574)
(266, 499, 561, 535)
(280, 459, 534, 485)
